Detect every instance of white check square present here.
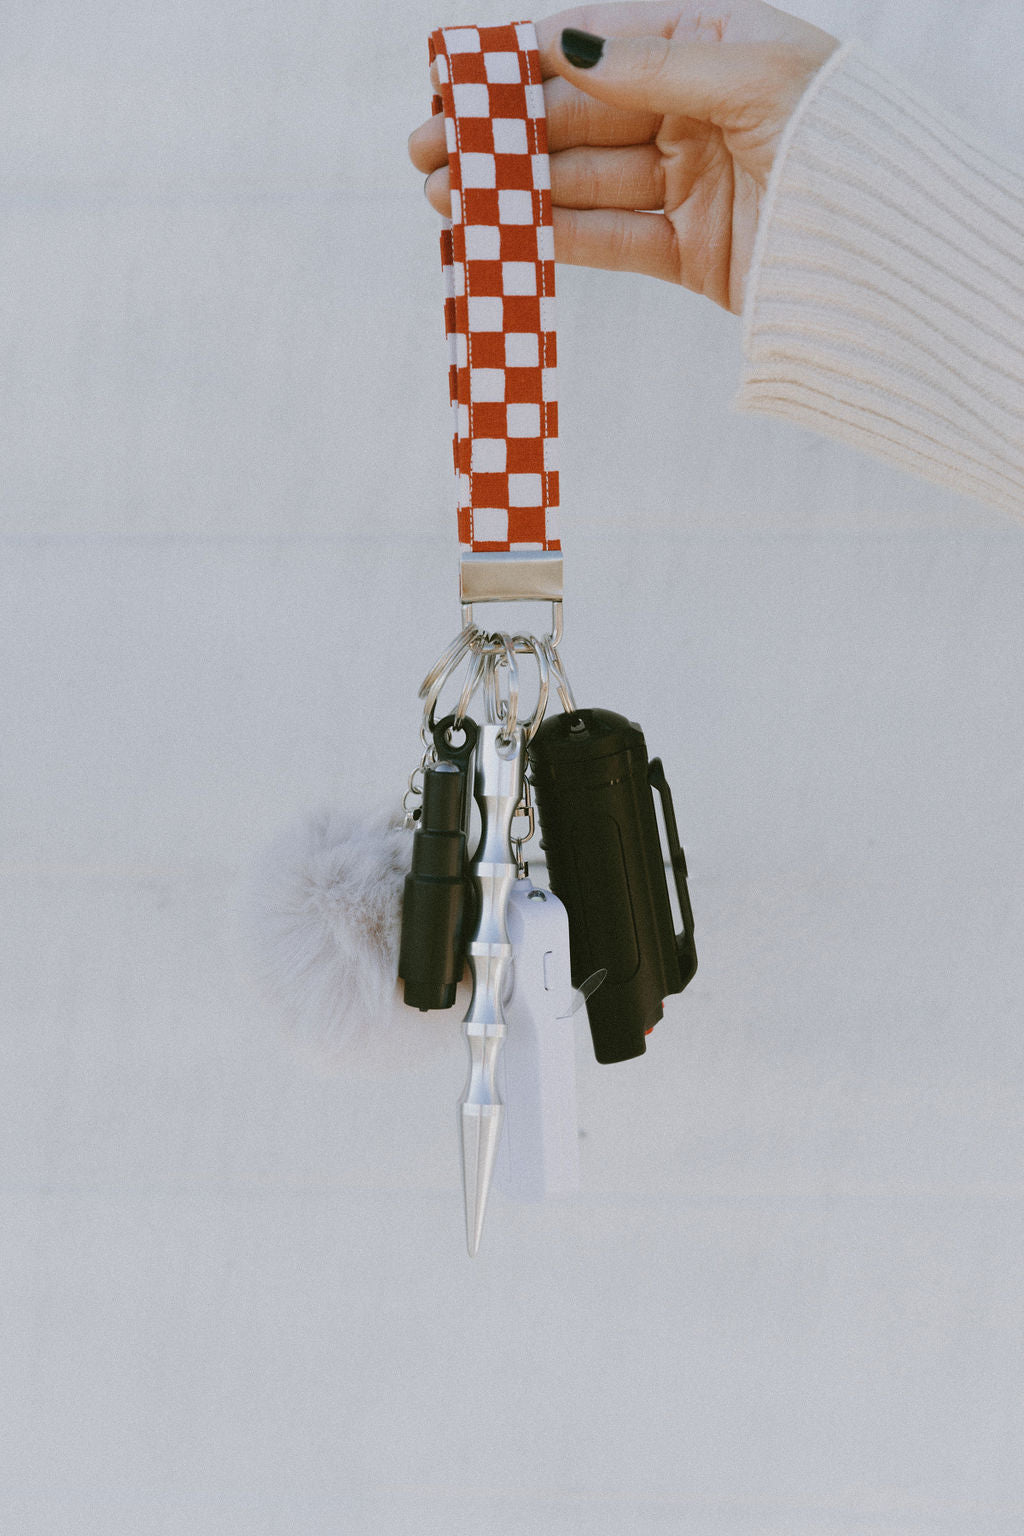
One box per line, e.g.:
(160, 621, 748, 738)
(445, 27, 481, 52)
(464, 225, 500, 261)
(491, 118, 528, 155)
(509, 474, 542, 506)
(536, 225, 554, 261)
(467, 296, 503, 331)
(469, 369, 505, 402)
(460, 153, 496, 189)
(504, 333, 539, 368)
(484, 52, 520, 83)
(501, 262, 536, 296)
(472, 438, 507, 472)
(473, 508, 509, 540)
(531, 154, 550, 189)
(453, 83, 491, 117)
(498, 189, 533, 225)
(525, 84, 545, 118)
(506, 403, 540, 437)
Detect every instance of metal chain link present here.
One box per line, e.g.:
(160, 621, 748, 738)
(510, 769, 535, 878)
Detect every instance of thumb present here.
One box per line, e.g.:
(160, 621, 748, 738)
(555, 27, 775, 125)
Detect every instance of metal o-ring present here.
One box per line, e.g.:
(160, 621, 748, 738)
(418, 623, 479, 703)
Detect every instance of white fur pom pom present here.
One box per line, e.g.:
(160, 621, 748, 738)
(247, 806, 414, 1063)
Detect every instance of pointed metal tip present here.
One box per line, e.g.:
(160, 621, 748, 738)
(460, 1101, 503, 1258)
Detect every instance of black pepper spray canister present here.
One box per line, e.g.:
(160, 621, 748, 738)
(398, 761, 469, 1011)
(526, 708, 697, 1064)
(398, 715, 479, 1012)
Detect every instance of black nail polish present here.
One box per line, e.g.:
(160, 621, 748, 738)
(561, 28, 605, 69)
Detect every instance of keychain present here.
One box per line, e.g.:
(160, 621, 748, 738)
(251, 17, 700, 1254)
(399, 19, 699, 1254)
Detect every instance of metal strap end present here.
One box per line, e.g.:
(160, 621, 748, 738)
(459, 551, 563, 604)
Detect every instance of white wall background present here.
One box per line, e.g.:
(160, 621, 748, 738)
(3, 1, 1023, 1531)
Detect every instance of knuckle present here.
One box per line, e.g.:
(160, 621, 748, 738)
(635, 34, 673, 80)
(606, 216, 635, 269)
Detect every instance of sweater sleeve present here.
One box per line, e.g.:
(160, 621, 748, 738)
(734, 39, 1024, 519)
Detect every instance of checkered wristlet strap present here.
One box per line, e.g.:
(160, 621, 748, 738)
(430, 20, 563, 607)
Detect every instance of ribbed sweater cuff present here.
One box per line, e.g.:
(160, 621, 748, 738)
(734, 39, 1024, 518)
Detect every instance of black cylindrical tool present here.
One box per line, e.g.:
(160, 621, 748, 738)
(527, 708, 697, 1064)
(398, 759, 471, 1011)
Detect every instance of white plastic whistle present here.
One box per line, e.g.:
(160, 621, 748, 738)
(494, 878, 581, 1202)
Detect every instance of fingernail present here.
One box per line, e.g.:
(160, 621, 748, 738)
(561, 28, 605, 69)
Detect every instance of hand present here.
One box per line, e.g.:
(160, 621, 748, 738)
(407, 1, 838, 314)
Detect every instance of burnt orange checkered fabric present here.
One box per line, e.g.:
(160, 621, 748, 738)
(429, 21, 560, 556)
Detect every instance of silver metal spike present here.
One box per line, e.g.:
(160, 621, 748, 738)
(458, 722, 525, 1256)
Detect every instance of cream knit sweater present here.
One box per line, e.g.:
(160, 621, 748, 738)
(735, 39, 1024, 518)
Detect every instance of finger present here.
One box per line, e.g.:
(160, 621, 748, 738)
(533, 1, 836, 68)
(534, 4, 694, 74)
(539, 72, 661, 150)
(423, 164, 450, 217)
(410, 75, 656, 161)
(410, 77, 657, 176)
(553, 206, 679, 285)
(548, 143, 666, 209)
(408, 113, 447, 174)
(422, 143, 665, 219)
(548, 31, 779, 126)
(422, 174, 682, 285)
